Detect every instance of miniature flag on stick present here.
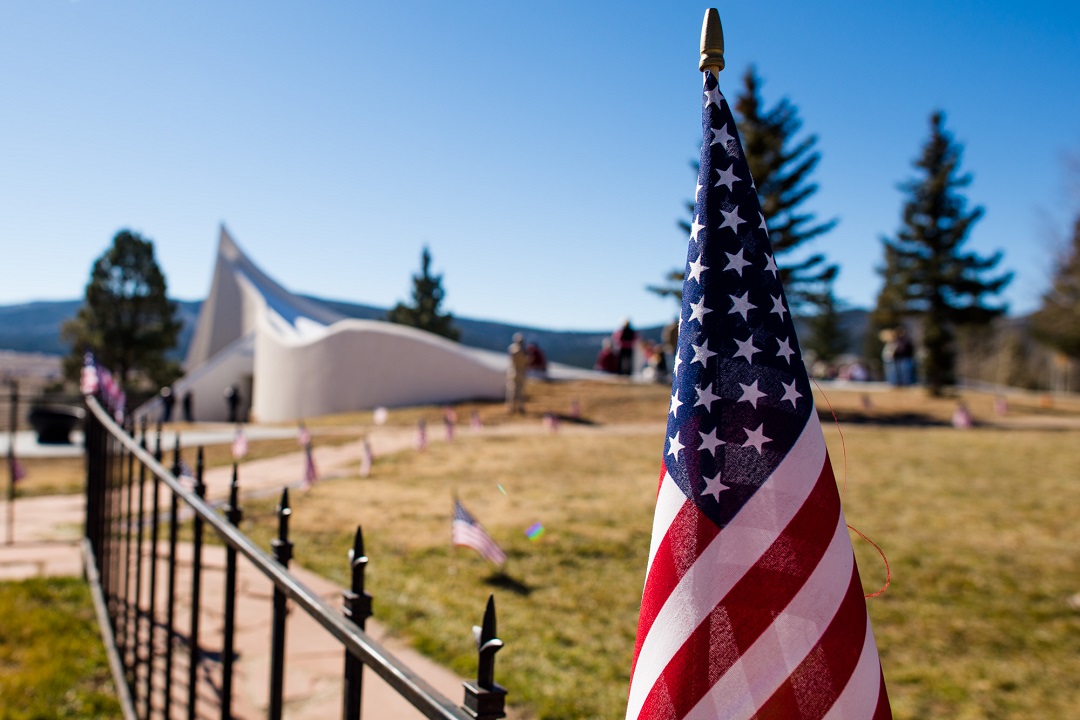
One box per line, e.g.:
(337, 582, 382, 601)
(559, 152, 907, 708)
(232, 426, 249, 460)
(80, 351, 99, 395)
(452, 498, 506, 566)
(11, 456, 27, 484)
(359, 439, 373, 478)
(416, 419, 428, 451)
(625, 13, 892, 719)
(298, 425, 317, 490)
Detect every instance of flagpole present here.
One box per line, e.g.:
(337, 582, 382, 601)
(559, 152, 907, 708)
(699, 8, 725, 77)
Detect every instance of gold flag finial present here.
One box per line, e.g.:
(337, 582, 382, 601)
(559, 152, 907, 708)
(699, 8, 725, 75)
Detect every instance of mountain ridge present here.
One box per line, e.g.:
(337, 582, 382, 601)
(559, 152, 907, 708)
(0, 297, 869, 369)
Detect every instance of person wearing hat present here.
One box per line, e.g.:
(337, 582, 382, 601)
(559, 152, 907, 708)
(507, 333, 529, 414)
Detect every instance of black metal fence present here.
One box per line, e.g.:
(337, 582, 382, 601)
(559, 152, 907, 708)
(83, 394, 508, 720)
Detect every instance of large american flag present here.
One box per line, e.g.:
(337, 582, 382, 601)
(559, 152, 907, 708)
(625, 71, 891, 719)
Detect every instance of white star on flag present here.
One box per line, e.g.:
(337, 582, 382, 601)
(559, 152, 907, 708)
(670, 390, 683, 417)
(781, 379, 803, 408)
(776, 336, 795, 363)
(702, 472, 727, 500)
(691, 340, 717, 366)
(687, 254, 708, 283)
(698, 428, 725, 456)
(695, 382, 721, 411)
(770, 294, 788, 319)
(742, 424, 772, 454)
(719, 207, 744, 233)
(737, 380, 767, 408)
(672, 350, 683, 376)
(763, 252, 778, 278)
(704, 85, 723, 109)
(728, 291, 756, 321)
(733, 335, 760, 363)
(690, 216, 705, 242)
(714, 164, 739, 191)
(724, 248, 752, 276)
(711, 123, 734, 147)
(666, 431, 684, 459)
(688, 297, 712, 324)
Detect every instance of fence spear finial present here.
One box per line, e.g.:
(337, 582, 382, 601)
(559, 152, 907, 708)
(699, 8, 725, 76)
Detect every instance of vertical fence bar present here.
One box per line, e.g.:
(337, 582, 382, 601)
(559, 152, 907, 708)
(187, 447, 205, 720)
(100, 422, 113, 615)
(342, 526, 373, 720)
(164, 435, 181, 720)
(144, 426, 163, 720)
(221, 464, 241, 720)
(84, 397, 99, 566)
(268, 488, 293, 720)
(122, 423, 137, 684)
(131, 420, 148, 712)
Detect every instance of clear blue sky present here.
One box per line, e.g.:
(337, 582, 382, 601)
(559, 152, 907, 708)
(1, 1, 1077, 331)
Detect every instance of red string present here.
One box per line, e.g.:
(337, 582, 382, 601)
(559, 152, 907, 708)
(811, 378, 890, 599)
(848, 523, 892, 598)
(810, 377, 847, 498)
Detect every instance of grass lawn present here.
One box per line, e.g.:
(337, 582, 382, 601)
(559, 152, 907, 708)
(229, 381, 1080, 719)
(0, 577, 120, 720)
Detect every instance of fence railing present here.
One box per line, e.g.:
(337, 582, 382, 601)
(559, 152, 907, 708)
(83, 394, 508, 720)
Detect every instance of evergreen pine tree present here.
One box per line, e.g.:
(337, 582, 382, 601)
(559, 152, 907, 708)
(1031, 216, 1080, 360)
(650, 68, 836, 309)
(804, 285, 849, 365)
(61, 229, 182, 389)
(879, 112, 1012, 395)
(387, 246, 460, 341)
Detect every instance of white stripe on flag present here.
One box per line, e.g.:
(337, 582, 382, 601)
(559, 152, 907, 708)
(822, 614, 886, 720)
(626, 412, 828, 720)
(684, 514, 854, 720)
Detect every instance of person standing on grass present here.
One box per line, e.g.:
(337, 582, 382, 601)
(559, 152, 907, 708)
(507, 333, 529, 414)
(613, 319, 637, 376)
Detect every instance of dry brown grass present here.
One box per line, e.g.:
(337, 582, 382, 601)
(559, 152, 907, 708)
(13, 379, 1080, 718)
(228, 380, 1080, 719)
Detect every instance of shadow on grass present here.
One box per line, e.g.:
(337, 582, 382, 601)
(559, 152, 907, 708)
(820, 409, 949, 427)
(483, 572, 533, 596)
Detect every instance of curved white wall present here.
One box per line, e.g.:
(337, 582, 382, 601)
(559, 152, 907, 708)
(252, 318, 506, 422)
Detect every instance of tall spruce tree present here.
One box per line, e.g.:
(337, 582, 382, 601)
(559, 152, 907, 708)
(62, 229, 182, 389)
(387, 246, 460, 341)
(804, 285, 849, 365)
(650, 67, 837, 309)
(1031, 216, 1080, 360)
(878, 112, 1012, 395)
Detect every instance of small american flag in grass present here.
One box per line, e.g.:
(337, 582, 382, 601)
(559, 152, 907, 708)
(452, 498, 505, 566)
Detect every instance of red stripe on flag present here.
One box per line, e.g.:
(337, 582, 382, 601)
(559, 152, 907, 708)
(632, 496, 720, 674)
(753, 563, 867, 719)
(637, 460, 841, 719)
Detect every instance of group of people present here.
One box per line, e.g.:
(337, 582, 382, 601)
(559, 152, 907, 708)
(158, 383, 245, 423)
(594, 318, 679, 383)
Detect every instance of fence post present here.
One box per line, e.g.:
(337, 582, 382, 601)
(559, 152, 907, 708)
(143, 424, 163, 720)
(221, 463, 242, 720)
(342, 526, 373, 720)
(164, 434, 181, 720)
(462, 595, 507, 720)
(187, 447, 206, 720)
(269, 488, 293, 720)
